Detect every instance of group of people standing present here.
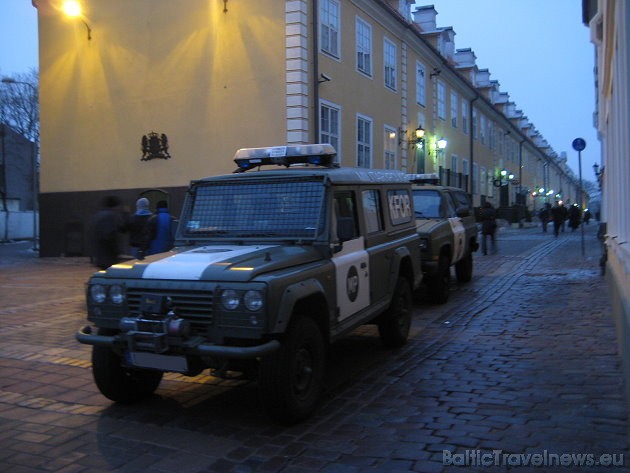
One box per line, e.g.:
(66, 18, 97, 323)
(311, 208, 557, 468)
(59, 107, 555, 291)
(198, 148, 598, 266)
(538, 202, 589, 237)
(91, 196, 177, 269)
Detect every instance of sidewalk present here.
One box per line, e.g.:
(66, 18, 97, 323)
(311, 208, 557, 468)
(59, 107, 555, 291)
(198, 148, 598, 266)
(0, 223, 627, 472)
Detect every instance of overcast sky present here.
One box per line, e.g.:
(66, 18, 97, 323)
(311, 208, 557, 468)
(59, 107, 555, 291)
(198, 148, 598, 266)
(416, 0, 599, 182)
(1, 0, 599, 181)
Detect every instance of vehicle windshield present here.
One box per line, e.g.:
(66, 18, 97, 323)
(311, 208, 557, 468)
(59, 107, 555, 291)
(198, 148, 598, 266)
(182, 177, 326, 240)
(412, 190, 442, 218)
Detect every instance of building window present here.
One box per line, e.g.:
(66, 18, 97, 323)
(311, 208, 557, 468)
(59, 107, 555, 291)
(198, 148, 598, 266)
(357, 115, 372, 168)
(384, 38, 397, 91)
(462, 100, 469, 134)
(416, 61, 426, 106)
(356, 17, 372, 76)
(480, 115, 487, 145)
(437, 81, 446, 120)
(472, 108, 478, 139)
(472, 162, 479, 194)
(321, 0, 340, 58)
(384, 126, 397, 170)
(481, 166, 487, 196)
(320, 101, 341, 158)
(488, 120, 495, 149)
(450, 91, 458, 128)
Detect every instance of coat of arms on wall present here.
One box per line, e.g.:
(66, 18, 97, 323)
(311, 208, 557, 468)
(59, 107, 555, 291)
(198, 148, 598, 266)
(141, 131, 171, 161)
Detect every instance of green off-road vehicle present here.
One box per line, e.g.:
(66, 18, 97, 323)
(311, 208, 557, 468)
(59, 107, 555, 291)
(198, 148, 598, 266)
(410, 175, 479, 304)
(77, 144, 422, 423)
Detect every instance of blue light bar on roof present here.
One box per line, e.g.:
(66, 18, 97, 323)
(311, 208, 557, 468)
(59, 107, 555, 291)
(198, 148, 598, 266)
(233, 144, 338, 172)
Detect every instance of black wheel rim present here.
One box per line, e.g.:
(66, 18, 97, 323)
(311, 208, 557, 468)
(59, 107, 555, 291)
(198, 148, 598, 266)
(293, 346, 314, 397)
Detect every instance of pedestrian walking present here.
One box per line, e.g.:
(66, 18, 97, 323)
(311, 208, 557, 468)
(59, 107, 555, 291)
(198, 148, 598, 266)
(91, 195, 128, 269)
(146, 200, 177, 255)
(551, 201, 565, 237)
(538, 203, 551, 233)
(128, 197, 153, 258)
(479, 201, 497, 255)
(584, 209, 592, 225)
(568, 204, 582, 232)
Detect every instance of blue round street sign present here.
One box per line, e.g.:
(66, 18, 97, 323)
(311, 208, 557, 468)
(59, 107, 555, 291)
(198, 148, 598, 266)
(572, 138, 586, 151)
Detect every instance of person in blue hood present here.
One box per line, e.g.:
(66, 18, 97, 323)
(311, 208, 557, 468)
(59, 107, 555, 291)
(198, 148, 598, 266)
(146, 200, 177, 256)
(128, 197, 152, 258)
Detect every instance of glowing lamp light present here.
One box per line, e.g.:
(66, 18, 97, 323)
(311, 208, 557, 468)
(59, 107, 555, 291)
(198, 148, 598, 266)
(437, 137, 447, 149)
(62, 0, 92, 40)
(62, 0, 82, 16)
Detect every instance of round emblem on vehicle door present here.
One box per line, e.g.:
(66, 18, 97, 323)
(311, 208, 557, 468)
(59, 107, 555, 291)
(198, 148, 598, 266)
(346, 265, 360, 302)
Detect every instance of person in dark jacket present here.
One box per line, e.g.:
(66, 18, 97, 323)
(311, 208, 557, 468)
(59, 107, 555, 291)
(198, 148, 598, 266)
(568, 204, 582, 231)
(538, 203, 551, 233)
(551, 201, 565, 237)
(91, 195, 127, 269)
(146, 200, 177, 256)
(128, 197, 153, 258)
(479, 201, 497, 255)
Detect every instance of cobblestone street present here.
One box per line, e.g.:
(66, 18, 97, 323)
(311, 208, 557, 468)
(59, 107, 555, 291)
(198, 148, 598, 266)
(0, 223, 628, 472)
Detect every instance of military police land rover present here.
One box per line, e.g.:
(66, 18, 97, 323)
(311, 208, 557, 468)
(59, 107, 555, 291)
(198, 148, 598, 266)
(77, 144, 422, 423)
(410, 175, 479, 304)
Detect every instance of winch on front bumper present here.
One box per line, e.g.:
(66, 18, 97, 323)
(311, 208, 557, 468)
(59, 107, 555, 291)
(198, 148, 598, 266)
(76, 293, 279, 373)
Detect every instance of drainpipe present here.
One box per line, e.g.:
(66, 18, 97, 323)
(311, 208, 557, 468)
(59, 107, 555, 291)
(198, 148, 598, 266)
(312, 0, 320, 143)
(468, 96, 479, 201)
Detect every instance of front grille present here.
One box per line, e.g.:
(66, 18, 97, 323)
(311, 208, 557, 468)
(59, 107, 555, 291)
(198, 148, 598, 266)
(125, 283, 215, 330)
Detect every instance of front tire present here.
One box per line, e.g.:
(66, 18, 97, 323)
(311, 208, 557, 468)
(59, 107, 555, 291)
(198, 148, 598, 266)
(258, 316, 326, 424)
(91, 330, 163, 404)
(455, 250, 473, 283)
(378, 277, 412, 348)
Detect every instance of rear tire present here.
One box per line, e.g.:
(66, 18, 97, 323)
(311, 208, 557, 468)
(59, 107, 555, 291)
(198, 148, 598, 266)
(258, 316, 325, 424)
(91, 330, 163, 404)
(378, 277, 412, 348)
(455, 250, 473, 283)
(428, 255, 450, 304)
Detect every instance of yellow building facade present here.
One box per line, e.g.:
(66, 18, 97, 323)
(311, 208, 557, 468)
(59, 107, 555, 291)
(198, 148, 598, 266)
(35, 0, 582, 256)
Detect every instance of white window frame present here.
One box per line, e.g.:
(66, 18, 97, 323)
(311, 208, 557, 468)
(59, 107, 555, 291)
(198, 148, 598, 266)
(450, 91, 458, 128)
(437, 81, 446, 120)
(356, 17, 372, 77)
(320, 0, 340, 58)
(416, 61, 426, 106)
(384, 125, 397, 170)
(357, 114, 373, 168)
(320, 99, 341, 161)
(462, 100, 469, 134)
(384, 38, 397, 91)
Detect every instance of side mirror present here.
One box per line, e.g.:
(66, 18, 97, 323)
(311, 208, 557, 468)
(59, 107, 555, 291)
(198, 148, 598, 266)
(456, 207, 470, 218)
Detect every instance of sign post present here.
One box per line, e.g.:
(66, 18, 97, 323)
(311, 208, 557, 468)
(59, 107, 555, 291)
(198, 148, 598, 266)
(572, 138, 586, 256)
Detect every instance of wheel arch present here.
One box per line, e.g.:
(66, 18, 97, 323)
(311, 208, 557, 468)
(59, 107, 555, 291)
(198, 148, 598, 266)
(271, 279, 330, 340)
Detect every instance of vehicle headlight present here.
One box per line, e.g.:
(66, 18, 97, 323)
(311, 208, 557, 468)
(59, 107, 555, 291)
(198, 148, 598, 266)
(109, 285, 125, 304)
(221, 289, 240, 310)
(90, 284, 106, 304)
(243, 290, 264, 311)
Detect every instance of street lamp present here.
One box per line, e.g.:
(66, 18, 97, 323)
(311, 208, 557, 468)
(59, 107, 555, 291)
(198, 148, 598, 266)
(62, 0, 92, 40)
(1, 77, 39, 252)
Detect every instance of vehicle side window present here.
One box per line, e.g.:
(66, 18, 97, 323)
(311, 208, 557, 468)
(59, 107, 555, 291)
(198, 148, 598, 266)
(362, 189, 383, 233)
(453, 190, 471, 210)
(444, 192, 457, 218)
(333, 191, 359, 241)
(387, 189, 412, 225)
